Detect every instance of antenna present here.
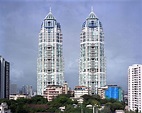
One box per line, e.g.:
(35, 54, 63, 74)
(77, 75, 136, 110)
(49, 7, 52, 13)
(91, 6, 93, 12)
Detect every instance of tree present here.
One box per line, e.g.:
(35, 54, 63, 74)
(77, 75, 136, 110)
(100, 106, 111, 113)
(30, 95, 48, 104)
(47, 94, 74, 112)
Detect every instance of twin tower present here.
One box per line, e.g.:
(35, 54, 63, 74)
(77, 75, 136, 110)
(37, 8, 106, 95)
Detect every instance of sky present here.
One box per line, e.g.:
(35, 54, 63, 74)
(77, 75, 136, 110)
(0, 0, 142, 92)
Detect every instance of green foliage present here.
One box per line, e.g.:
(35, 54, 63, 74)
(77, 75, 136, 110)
(30, 95, 48, 104)
(47, 94, 74, 112)
(64, 104, 80, 113)
(125, 111, 138, 113)
(0, 94, 126, 113)
(82, 94, 125, 113)
(100, 106, 111, 113)
(0, 95, 48, 113)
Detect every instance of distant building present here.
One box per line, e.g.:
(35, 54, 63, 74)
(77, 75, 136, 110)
(98, 86, 108, 99)
(21, 85, 33, 97)
(10, 84, 17, 95)
(79, 8, 106, 95)
(105, 85, 123, 101)
(74, 86, 89, 98)
(37, 8, 64, 95)
(128, 64, 142, 112)
(0, 103, 11, 113)
(123, 93, 128, 104)
(9, 94, 28, 100)
(62, 81, 69, 94)
(0, 56, 10, 99)
(43, 85, 63, 101)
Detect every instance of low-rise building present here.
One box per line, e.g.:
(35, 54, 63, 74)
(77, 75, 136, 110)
(43, 85, 63, 101)
(105, 85, 123, 102)
(62, 81, 69, 94)
(74, 86, 89, 98)
(115, 110, 125, 113)
(9, 94, 28, 100)
(43, 81, 70, 101)
(98, 86, 108, 99)
(98, 85, 123, 101)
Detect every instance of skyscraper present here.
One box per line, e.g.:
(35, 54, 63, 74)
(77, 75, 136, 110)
(0, 56, 10, 99)
(37, 9, 64, 95)
(128, 64, 142, 112)
(79, 8, 106, 94)
(21, 85, 33, 97)
(10, 84, 17, 95)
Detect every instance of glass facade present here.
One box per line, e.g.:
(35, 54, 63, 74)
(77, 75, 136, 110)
(79, 9, 106, 94)
(105, 86, 119, 100)
(37, 10, 64, 95)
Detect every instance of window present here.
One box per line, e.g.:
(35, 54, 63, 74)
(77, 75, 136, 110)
(48, 21, 51, 26)
(91, 21, 94, 26)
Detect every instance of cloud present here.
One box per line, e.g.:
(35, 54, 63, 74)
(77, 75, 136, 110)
(0, 1, 141, 91)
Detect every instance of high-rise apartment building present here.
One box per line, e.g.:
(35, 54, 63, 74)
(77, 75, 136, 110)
(37, 9, 64, 95)
(0, 56, 10, 99)
(79, 8, 106, 94)
(128, 64, 142, 112)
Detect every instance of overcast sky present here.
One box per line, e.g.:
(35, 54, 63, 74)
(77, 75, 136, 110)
(0, 0, 141, 91)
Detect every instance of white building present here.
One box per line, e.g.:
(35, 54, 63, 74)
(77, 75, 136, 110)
(115, 110, 125, 113)
(98, 86, 108, 99)
(37, 8, 64, 95)
(9, 94, 28, 100)
(79, 8, 106, 94)
(74, 86, 89, 98)
(0, 103, 11, 113)
(128, 64, 142, 112)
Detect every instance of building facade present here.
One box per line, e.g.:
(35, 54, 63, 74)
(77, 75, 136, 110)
(43, 82, 69, 101)
(0, 56, 10, 99)
(62, 81, 69, 94)
(43, 85, 63, 101)
(21, 85, 33, 97)
(37, 9, 64, 95)
(74, 86, 89, 98)
(105, 85, 123, 102)
(128, 64, 142, 112)
(9, 94, 28, 100)
(98, 85, 108, 99)
(79, 8, 106, 94)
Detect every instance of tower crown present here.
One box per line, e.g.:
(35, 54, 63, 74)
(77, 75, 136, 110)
(82, 8, 99, 29)
(44, 9, 55, 20)
(87, 7, 97, 19)
(41, 8, 58, 29)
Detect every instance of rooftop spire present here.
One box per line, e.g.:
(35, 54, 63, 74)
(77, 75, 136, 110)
(49, 7, 52, 13)
(44, 7, 55, 20)
(91, 6, 94, 12)
(87, 6, 97, 19)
